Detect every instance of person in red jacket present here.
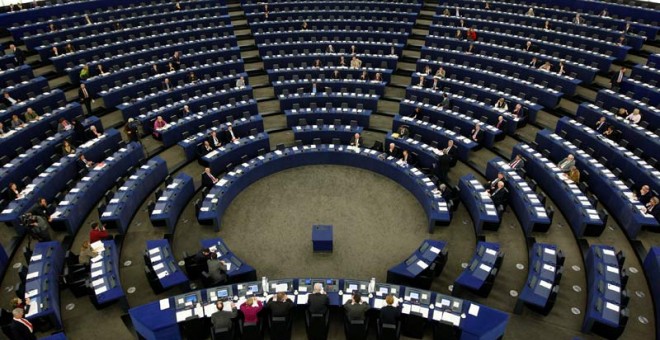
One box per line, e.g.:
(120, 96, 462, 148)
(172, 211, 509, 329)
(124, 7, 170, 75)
(240, 297, 263, 324)
(89, 222, 110, 243)
(467, 27, 478, 41)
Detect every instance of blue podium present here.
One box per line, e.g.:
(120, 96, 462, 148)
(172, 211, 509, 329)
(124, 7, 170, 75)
(312, 225, 333, 252)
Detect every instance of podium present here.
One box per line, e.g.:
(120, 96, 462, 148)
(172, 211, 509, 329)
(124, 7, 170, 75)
(312, 225, 333, 252)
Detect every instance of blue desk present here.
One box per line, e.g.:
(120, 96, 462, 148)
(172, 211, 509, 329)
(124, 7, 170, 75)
(0, 64, 33, 87)
(392, 115, 477, 162)
(312, 225, 333, 252)
(458, 174, 501, 235)
(555, 117, 660, 196)
(535, 129, 658, 238)
(51, 142, 144, 235)
(199, 132, 270, 174)
(387, 239, 447, 289)
(101, 157, 168, 234)
(643, 247, 660, 340)
(453, 242, 502, 297)
(90, 240, 126, 307)
(293, 124, 363, 145)
(516, 243, 561, 315)
(485, 158, 551, 235)
(263, 52, 400, 71)
(420, 46, 581, 96)
(532, 0, 660, 26)
(245, 8, 419, 23)
(415, 59, 563, 109)
(0, 127, 120, 227)
(285, 107, 371, 128)
(129, 276, 509, 340)
(254, 29, 407, 46)
(251, 18, 413, 34)
(384, 133, 440, 170)
(146, 239, 189, 291)
(511, 143, 604, 237)
(620, 78, 660, 106)
(24, 241, 64, 330)
(177, 115, 264, 161)
(198, 145, 451, 232)
(273, 78, 386, 96)
(40, 332, 67, 340)
(3, 76, 48, 101)
(576, 103, 660, 162)
(596, 89, 660, 133)
(279, 92, 379, 111)
(424, 36, 598, 83)
(243, 1, 421, 14)
(150, 173, 195, 234)
(631, 64, 660, 85)
(0, 89, 66, 127)
(259, 41, 403, 59)
(267, 66, 392, 84)
(199, 238, 257, 283)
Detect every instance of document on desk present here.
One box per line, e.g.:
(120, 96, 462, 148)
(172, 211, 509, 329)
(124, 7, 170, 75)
(176, 309, 193, 323)
(204, 303, 218, 316)
(402, 304, 412, 315)
(159, 298, 170, 310)
(468, 303, 480, 316)
(30, 254, 42, 262)
(150, 255, 162, 263)
(26, 272, 39, 280)
(374, 298, 385, 309)
(342, 294, 353, 305)
(296, 294, 309, 305)
(275, 283, 288, 292)
(95, 285, 108, 295)
(441, 311, 461, 326)
(157, 271, 169, 279)
(416, 260, 429, 270)
(605, 302, 620, 313)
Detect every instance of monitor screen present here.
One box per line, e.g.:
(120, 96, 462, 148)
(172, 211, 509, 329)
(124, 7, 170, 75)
(326, 279, 333, 285)
(217, 290, 228, 298)
(184, 294, 198, 304)
(379, 287, 389, 294)
(305, 279, 312, 285)
(248, 284, 259, 293)
(349, 284, 358, 291)
(410, 292, 419, 300)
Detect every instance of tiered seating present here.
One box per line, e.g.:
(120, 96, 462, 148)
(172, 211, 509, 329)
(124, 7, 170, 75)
(534, 129, 658, 238)
(89, 240, 126, 309)
(515, 243, 564, 315)
(199, 132, 270, 174)
(631, 63, 660, 87)
(384, 132, 441, 170)
(582, 245, 629, 338)
(485, 157, 552, 235)
(293, 124, 362, 145)
(150, 173, 195, 233)
(453, 241, 503, 297)
(100, 157, 168, 234)
(3, 76, 49, 101)
(387, 240, 448, 290)
(284, 106, 371, 129)
(51, 142, 145, 235)
(273, 78, 386, 96)
(512, 143, 604, 237)
(0, 64, 33, 87)
(458, 174, 501, 234)
(23, 241, 64, 330)
(145, 239, 189, 294)
(392, 115, 477, 161)
(0, 89, 66, 124)
(596, 89, 660, 134)
(620, 78, 660, 106)
(178, 115, 265, 161)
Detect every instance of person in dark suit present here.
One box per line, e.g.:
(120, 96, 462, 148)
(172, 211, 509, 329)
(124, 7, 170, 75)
(470, 123, 483, 143)
(171, 51, 181, 70)
(6, 183, 21, 201)
(385, 143, 400, 158)
(495, 116, 506, 131)
(10, 308, 36, 340)
(206, 253, 228, 285)
(595, 117, 607, 132)
(511, 104, 525, 120)
(32, 198, 54, 223)
(344, 292, 369, 321)
(635, 185, 652, 205)
(2, 92, 19, 106)
(267, 292, 294, 317)
(307, 283, 329, 315)
(350, 133, 365, 148)
(523, 41, 538, 52)
(643, 197, 659, 222)
(486, 172, 506, 192)
(509, 154, 525, 170)
(208, 131, 222, 148)
(211, 301, 237, 334)
(436, 153, 452, 183)
(193, 248, 211, 265)
(77, 154, 94, 170)
(125, 118, 140, 143)
(78, 84, 93, 115)
(9, 45, 25, 65)
(199, 140, 214, 156)
(610, 66, 627, 91)
(222, 123, 239, 143)
(379, 295, 400, 325)
(162, 78, 173, 91)
(202, 167, 219, 188)
(438, 183, 454, 203)
(490, 181, 508, 212)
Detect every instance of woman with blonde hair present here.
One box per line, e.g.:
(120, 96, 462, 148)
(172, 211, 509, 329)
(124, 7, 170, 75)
(240, 296, 263, 324)
(79, 241, 98, 265)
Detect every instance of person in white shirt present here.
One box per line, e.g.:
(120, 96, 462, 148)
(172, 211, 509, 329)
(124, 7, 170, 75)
(236, 76, 246, 88)
(625, 109, 641, 124)
(494, 98, 508, 111)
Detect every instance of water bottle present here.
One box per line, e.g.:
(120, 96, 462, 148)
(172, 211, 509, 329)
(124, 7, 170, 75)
(368, 277, 376, 294)
(262, 276, 268, 294)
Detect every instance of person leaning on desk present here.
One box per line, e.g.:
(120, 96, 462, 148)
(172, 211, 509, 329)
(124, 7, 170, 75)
(379, 295, 401, 325)
(308, 283, 329, 315)
(267, 292, 294, 318)
(240, 296, 264, 324)
(344, 292, 369, 321)
(211, 300, 238, 334)
(206, 253, 228, 285)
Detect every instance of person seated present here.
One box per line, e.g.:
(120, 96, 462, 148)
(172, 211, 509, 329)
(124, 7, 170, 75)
(206, 253, 228, 285)
(509, 154, 525, 169)
(634, 185, 652, 205)
(211, 301, 238, 335)
(350, 133, 365, 148)
(2, 92, 19, 106)
(438, 93, 451, 109)
(557, 60, 566, 76)
(199, 140, 214, 155)
(326, 44, 334, 53)
(187, 71, 198, 83)
(543, 20, 552, 30)
(222, 123, 239, 143)
(236, 76, 246, 88)
(526, 7, 535, 16)
(360, 71, 368, 81)
(466, 27, 477, 41)
(57, 118, 73, 132)
(572, 13, 584, 25)
(24, 108, 39, 122)
(494, 98, 508, 111)
(379, 295, 400, 325)
(434, 67, 446, 79)
(489, 181, 509, 212)
(557, 154, 575, 172)
(9, 298, 30, 314)
(454, 29, 463, 40)
(625, 108, 641, 124)
(511, 104, 524, 119)
(313, 59, 322, 68)
(10, 115, 24, 129)
(307, 283, 329, 315)
(240, 297, 264, 324)
(411, 106, 422, 120)
(6, 182, 22, 201)
(495, 115, 506, 130)
(150, 64, 159, 76)
(202, 167, 219, 188)
(344, 292, 369, 321)
(88, 125, 103, 140)
(595, 117, 607, 132)
(0, 122, 9, 137)
(208, 131, 222, 148)
(153, 116, 168, 140)
(602, 126, 616, 139)
(10, 308, 35, 340)
(97, 64, 109, 76)
(77, 154, 94, 169)
(32, 198, 54, 223)
(162, 78, 173, 91)
(470, 123, 483, 143)
(486, 172, 506, 192)
(78, 241, 98, 265)
(423, 65, 432, 76)
(642, 197, 660, 221)
(538, 61, 552, 71)
(89, 222, 110, 243)
(338, 55, 346, 66)
(523, 41, 537, 52)
(331, 70, 341, 79)
(616, 107, 628, 118)
(350, 56, 362, 69)
(564, 166, 580, 183)
(267, 292, 294, 318)
(301, 21, 309, 30)
(79, 64, 90, 80)
(466, 44, 476, 54)
(373, 72, 383, 82)
(399, 150, 411, 165)
(385, 143, 400, 158)
(438, 183, 454, 201)
(395, 124, 410, 138)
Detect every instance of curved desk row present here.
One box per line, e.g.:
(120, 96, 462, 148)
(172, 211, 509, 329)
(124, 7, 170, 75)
(284, 107, 371, 128)
(51, 142, 145, 235)
(258, 42, 404, 60)
(0, 89, 65, 125)
(453, 241, 503, 298)
(535, 130, 658, 238)
(139, 86, 254, 136)
(178, 115, 264, 162)
(253, 29, 407, 46)
(596, 89, 660, 133)
(555, 117, 660, 195)
(199, 238, 257, 284)
(620, 78, 660, 107)
(263, 52, 400, 71)
(198, 144, 451, 232)
(293, 124, 363, 145)
(243, 1, 422, 13)
(245, 8, 419, 22)
(3, 76, 48, 101)
(158, 100, 258, 147)
(631, 64, 660, 86)
(385, 132, 441, 170)
(267, 65, 392, 84)
(515, 243, 563, 315)
(0, 64, 33, 89)
(511, 143, 604, 238)
(278, 91, 379, 111)
(89, 240, 126, 308)
(145, 239, 189, 293)
(150, 173, 195, 234)
(199, 132, 270, 175)
(485, 158, 552, 235)
(458, 174, 500, 235)
(273, 78, 386, 96)
(0, 128, 121, 227)
(387, 239, 448, 290)
(24, 241, 64, 330)
(252, 18, 413, 35)
(100, 156, 168, 234)
(392, 115, 477, 162)
(129, 276, 508, 340)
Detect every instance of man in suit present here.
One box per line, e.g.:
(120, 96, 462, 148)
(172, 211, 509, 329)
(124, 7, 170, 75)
(379, 295, 400, 325)
(198, 140, 214, 156)
(470, 123, 483, 143)
(595, 117, 607, 132)
(350, 133, 365, 148)
(385, 143, 400, 158)
(77, 154, 94, 170)
(486, 172, 506, 192)
(635, 185, 652, 205)
(490, 181, 508, 212)
(643, 196, 659, 222)
(9, 44, 25, 65)
(211, 301, 238, 334)
(344, 292, 369, 321)
(511, 103, 525, 120)
(557, 154, 575, 172)
(222, 123, 239, 143)
(206, 253, 228, 285)
(236, 76, 246, 88)
(529, 57, 539, 68)
(202, 167, 219, 188)
(2, 92, 19, 106)
(78, 84, 93, 115)
(307, 283, 329, 315)
(208, 131, 222, 148)
(495, 116, 506, 130)
(523, 40, 538, 52)
(509, 154, 525, 170)
(267, 292, 294, 317)
(162, 78, 173, 91)
(32, 198, 54, 223)
(10, 308, 36, 340)
(610, 66, 626, 92)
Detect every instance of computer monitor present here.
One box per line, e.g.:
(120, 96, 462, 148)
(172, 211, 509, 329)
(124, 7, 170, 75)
(404, 287, 431, 305)
(175, 291, 202, 309)
(237, 281, 263, 296)
(375, 283, 398, 297)
(267, 279, 294, 293)
(343, 279, 369, 295)
(207, 285, 233, 302)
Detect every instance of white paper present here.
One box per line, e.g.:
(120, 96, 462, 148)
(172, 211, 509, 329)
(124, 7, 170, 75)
(468, 304, 480, 316)
(159, 299, 170, 310)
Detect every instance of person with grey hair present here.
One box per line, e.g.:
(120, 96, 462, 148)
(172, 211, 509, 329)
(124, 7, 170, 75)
(10, 308, 36, 339)
(557, 154, 575, 172)
(308, 283, 329, 314)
